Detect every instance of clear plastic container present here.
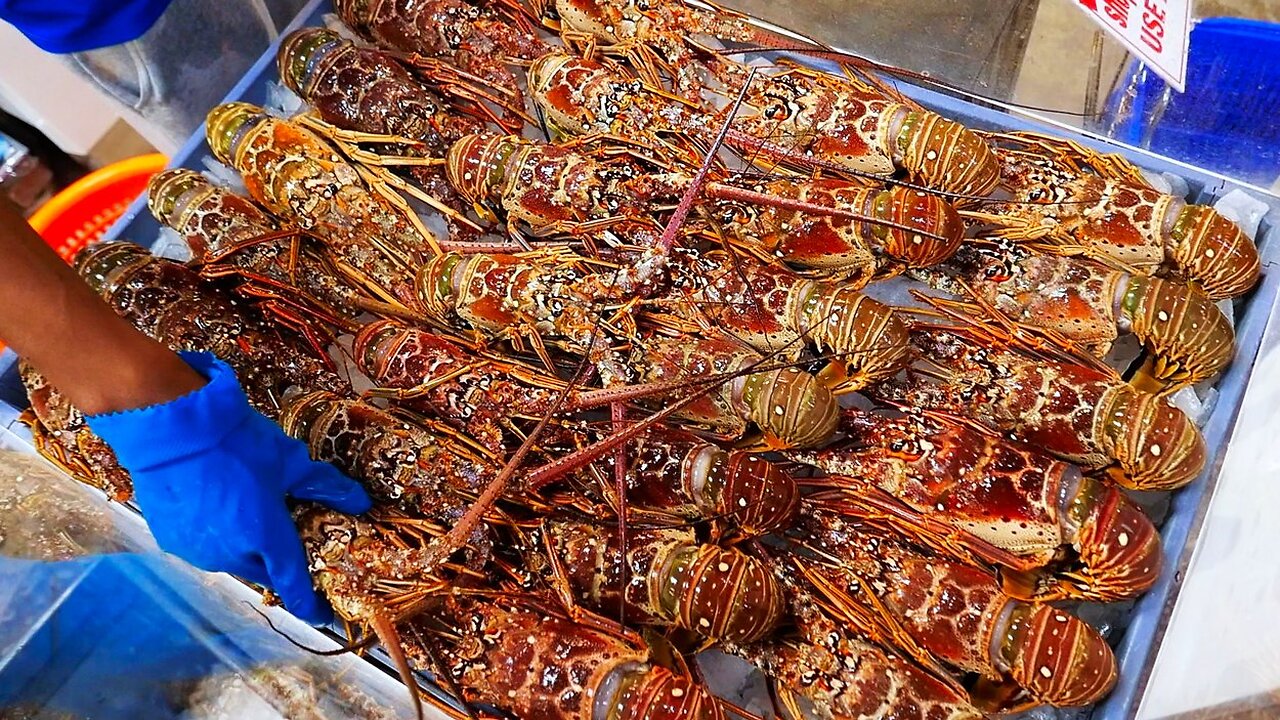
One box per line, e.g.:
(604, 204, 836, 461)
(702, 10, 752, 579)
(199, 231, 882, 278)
(0, 427, 428, 719)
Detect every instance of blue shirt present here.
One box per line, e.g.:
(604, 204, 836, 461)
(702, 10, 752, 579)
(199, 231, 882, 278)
(0, 0, 174, 53)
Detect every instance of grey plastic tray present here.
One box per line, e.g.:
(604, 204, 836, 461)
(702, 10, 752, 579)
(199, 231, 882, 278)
(1, 1, 1276, 717)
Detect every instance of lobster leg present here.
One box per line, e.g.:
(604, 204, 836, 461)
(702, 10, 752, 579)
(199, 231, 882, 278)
(789, 554, 968, 699)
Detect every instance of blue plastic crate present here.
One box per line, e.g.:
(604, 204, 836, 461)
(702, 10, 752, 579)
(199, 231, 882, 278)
(0, 2, 1278, 718)
(1104, 17, 1280, 187)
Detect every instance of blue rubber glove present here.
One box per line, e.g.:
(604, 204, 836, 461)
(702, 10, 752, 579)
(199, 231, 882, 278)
(0, 0, 173, 53)
(85, 351, 372, 624)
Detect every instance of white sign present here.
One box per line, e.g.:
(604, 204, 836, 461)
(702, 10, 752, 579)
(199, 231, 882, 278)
(1071, 0, 1192, 92)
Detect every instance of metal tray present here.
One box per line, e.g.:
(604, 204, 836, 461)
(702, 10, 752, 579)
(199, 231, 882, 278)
(2, 1, 1277, 717)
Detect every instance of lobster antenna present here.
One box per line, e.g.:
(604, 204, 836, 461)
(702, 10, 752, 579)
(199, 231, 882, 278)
(244, 601, 381, 656)
(405, 623, 484, 720)
(688, 45, 1102, 208)
(722, 44, 1095, 119)
(601, 63, 760, 626)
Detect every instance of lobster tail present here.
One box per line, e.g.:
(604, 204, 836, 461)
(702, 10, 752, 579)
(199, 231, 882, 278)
(801, 283, 910, 391)
(739, 366, 839, 448)
(74, 241, 153, 298)
(999, 603, 1118, 707)
(276, 27, 343, 98)
(1125, 275, 1236, 387)
(330, 0, 371, 33)
(205, 102, 262, 167)
(869, 186, 966, 267)
(445, 133, 518, 207)
(896, 109, 1001, 197)
(700, 448, 801, 534)
(1168, 204, 1262, 299)
(146, 168, 207, 228)
(414, 252, 470, 324)
(601, 663, 726, 720)
(352, 319, 405, 380)
(1072, 476, 1163, 600)
(1099, 385, 1206, 490)
(652, 543, 785, 644)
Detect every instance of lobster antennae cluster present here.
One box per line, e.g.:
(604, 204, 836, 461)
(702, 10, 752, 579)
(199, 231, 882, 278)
(19, 1, 1260, 718)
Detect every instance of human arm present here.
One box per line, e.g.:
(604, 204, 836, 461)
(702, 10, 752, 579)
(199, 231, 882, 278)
(0, 196, 370, 623)
(0, 195, 205, 413)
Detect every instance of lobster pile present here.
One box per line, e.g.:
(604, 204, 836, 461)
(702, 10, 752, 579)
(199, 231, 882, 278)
(22, 1, 1262, 718)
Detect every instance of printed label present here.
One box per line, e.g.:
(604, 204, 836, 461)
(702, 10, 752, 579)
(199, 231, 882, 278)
(1075, 0, 1191, 91)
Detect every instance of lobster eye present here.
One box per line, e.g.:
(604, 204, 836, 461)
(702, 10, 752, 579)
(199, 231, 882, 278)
(891, 440, 924, 460)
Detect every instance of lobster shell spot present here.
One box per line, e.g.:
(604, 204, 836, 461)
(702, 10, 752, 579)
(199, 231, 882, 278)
(1006, 603, 1118, 707)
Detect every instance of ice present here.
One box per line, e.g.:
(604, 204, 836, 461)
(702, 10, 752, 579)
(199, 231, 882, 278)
(837, 391, 876, 411)
(328, 334, 376, 394)
(1103, 334, 1143, 374)
(1169, 386, 1204, 425)
(860, 274, 935, 310)
(697, 650, 773, 718)
(1139, 169, 1173, 195)
(1213, 188, 1268, 241)
(1129, 489, 1172, 525)
(179, 673, 285, 720)
(200, 156, 248, 196)
(322, 13, 364, 43)
(405, 195, 454, 245)
(1197, 386, 1219, 420)
(264, 80, 307, 119)
(1216, 298, 1235, 328)
(1160, 172, 1190, 200)
(152, 226, 194, 262)
(1010, 705, 1092, 720)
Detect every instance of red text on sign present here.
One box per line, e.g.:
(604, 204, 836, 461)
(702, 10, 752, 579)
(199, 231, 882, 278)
(1142, 0, 1167, 52)
(1104, 0, 1133, 27)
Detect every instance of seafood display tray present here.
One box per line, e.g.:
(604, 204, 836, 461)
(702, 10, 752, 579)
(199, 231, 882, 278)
(0, 0, 1277, 717)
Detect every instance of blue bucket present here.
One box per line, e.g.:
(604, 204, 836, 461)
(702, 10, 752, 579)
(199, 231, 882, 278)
(1104, 17, 1280, 186)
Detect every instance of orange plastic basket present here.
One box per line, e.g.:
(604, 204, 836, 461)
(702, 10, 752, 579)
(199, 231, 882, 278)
(28, 153, 168, 263)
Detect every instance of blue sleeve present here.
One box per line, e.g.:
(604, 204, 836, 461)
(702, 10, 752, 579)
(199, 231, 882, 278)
(0, 0, 174, 53)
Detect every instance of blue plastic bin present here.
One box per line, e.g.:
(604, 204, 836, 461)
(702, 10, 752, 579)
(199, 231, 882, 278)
(1104, 17, 1280, 186)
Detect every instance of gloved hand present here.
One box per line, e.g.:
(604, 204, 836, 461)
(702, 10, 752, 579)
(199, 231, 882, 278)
(86, 351, 372, 624)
